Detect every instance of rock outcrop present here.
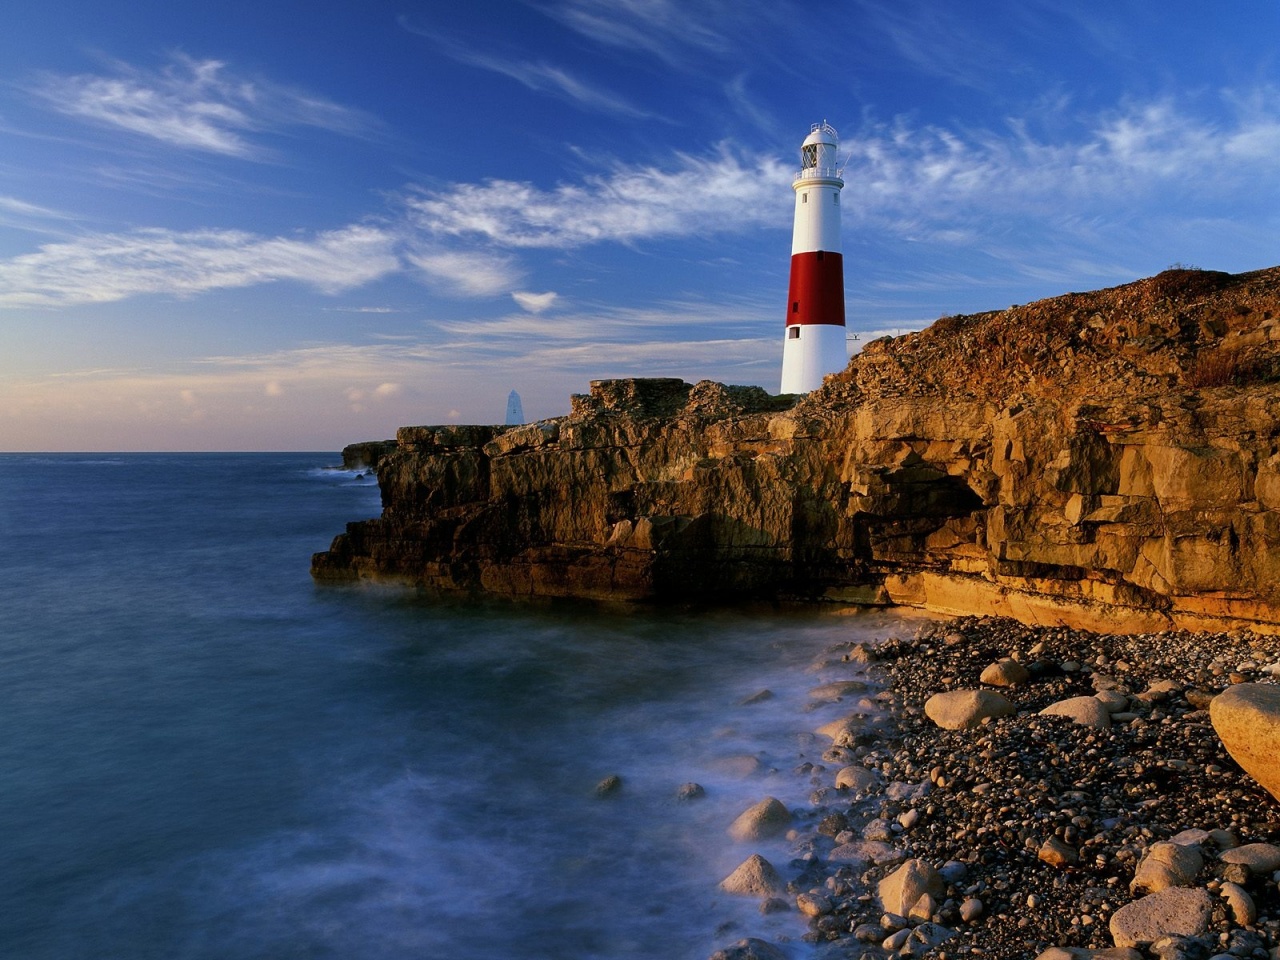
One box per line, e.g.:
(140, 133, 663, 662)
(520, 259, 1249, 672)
(313, 266, 1280, 633)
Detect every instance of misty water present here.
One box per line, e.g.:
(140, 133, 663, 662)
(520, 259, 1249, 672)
(0, 454, 920, 959)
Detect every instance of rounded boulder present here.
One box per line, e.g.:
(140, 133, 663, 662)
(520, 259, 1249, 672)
(1040, 695, 1112, 729)
(980, 658, 1031, 687)
(923, 689, 1015, 730)
(1210, 683, 1280, 803)
(727, 797, 791, 842)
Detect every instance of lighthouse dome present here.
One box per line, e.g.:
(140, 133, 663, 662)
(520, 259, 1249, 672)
(797, 121, 841, 181)
(802, 122, 838, 148)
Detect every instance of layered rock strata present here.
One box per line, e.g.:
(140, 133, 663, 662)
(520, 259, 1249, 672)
(313, 267, 1280, 633)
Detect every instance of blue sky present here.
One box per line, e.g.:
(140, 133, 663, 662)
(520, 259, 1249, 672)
(2, 0, 1278, 450)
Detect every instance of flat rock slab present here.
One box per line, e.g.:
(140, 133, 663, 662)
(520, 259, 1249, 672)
(1211, 683, 1280, 802)
(809, 680, 869, 700)
(1218, 841, 1280, 874)
(1108, 887, 1213, 948)
(1034, 949, 1143, 960)
(828, 839, 901, 866)
(923, 689, 1015, 730)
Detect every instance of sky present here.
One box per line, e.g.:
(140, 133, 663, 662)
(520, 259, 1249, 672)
(1, 1, 1278, 451)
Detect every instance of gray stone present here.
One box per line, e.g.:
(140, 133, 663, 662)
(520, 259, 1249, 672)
(1096, 689, 1130, 713)
(809, 679, 869, 700)
(1040, 695, 1113, 729)
(1151, 938, 1215, 960)
(815, 715, 862, 746)
(1207, 829, 1237, 849)
(844, 643, 876, 664)
(980, 658, 1031, 687)
(719, 855, 783, 897)
(827, 839, 901, 866)
(1109, 887, 1213, 948)
(796, 892, 831, 917)
(959, 897, 983, 922)
(901, 922, 954, 957)
(1220, 880, 1256, 925)
(1130, 841, 1203, 893)
(924, 689, 1015, 730)
(907, 892, 936, 923)
(1038, 835, 1080, 867)
(707, 937, 789, 960)
(885, 780, 929, 801)
(594, 773, 623, 796)
(938, 860, 968, 883)
(675, 782, 705, 801)
(863, 817, 894, 842)
(728, 797, 791, 842)
(881, 928, 911, 951)
(852, 923, 881, 942)
(834, 764, 879, 792)
(1219, 842, 1280, 874)
(1141, 678, 1181, 701)
(878, 858, 944, 917)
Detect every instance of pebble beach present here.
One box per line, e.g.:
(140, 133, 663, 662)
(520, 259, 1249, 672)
(711, 616, 1280, 960)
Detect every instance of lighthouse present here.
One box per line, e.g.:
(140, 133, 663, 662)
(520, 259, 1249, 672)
(780, 121, 847, 394)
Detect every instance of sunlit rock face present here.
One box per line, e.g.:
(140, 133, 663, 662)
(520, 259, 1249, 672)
(314, 266, 1280, 634)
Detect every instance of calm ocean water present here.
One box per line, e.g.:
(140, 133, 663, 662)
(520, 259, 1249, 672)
(0, 453, 916, 960)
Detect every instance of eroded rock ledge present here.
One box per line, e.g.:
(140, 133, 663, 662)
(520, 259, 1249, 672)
(313, 266, 1280, 634)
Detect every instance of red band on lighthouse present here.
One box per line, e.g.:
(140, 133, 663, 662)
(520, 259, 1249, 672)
(786, 251, 845, 327)
(780, 122, 849, 394)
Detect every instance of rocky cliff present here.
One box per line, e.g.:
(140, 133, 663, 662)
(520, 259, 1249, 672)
(313, 266, 1280, 633)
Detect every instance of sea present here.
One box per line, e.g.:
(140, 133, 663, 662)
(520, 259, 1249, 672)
(0, 453, 920, 960)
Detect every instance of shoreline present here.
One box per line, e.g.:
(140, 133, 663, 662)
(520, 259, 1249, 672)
(713, 615, 1280, 959)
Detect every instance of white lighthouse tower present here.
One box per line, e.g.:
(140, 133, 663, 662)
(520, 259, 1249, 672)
(780, 121, 848, 394)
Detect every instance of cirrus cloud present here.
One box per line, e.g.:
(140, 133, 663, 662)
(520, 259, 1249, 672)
(27, 53, 376, 159)
(0, 224, 399, 307)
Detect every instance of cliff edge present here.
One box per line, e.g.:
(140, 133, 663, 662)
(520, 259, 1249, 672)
(313, 266, 1280, 633)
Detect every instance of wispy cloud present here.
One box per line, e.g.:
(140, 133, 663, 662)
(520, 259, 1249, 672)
(845, 0, 1011, 91)
(403, 246, 524, 297)
(4, 89, 1275, 312)
(400, 20, 656, 118)
(437, 295, 772, 342)
(539, 0, 736, 65)
(0, 195, 79, 236)
(404, 146, 792, 248)
(844, 90, 1280, 234)
(0, 224, 399, 307)
(27, 53, 376, 159)
(512, 290, 558, 313)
